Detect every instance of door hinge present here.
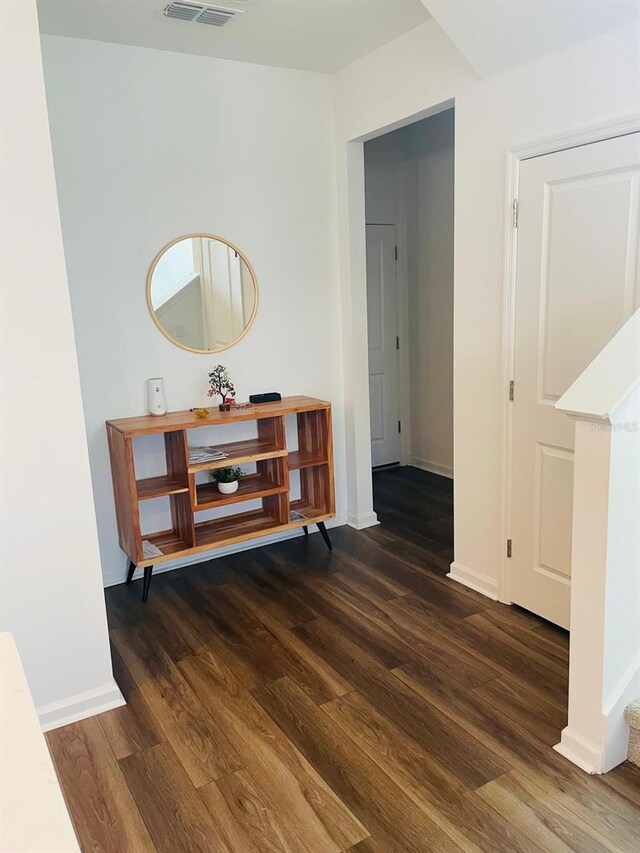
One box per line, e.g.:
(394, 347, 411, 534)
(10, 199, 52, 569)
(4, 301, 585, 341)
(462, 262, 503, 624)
(507, 539, 512, 558)
(512, 199, 519, 228)
(396, 335, 400, 350)
(398, 420, 402, 434)
(509, 380, 515, 401)
(395, 245, 399, 261)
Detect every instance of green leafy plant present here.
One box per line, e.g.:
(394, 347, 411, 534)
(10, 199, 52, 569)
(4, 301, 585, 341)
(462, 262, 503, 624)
(210, 465, 244, 484)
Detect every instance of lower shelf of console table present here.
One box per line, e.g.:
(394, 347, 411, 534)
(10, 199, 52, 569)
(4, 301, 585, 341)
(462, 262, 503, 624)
(125, 519, 333, 602)
(106, 396, 335, 601)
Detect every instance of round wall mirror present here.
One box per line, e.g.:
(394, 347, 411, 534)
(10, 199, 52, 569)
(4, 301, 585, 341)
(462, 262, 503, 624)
(146, 234, 258, 353)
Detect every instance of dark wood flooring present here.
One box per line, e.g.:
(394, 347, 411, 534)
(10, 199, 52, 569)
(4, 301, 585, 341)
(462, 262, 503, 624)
(47, 466, 640, 851)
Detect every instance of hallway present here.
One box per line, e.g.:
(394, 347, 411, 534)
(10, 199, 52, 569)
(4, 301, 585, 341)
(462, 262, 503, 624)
(47, 467, 640, 851)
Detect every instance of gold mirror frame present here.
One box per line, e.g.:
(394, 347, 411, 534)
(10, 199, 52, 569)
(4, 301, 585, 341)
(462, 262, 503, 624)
(146, 233, 259, 354)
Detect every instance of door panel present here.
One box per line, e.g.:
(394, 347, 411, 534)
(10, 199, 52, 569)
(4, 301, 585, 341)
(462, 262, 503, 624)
(511, 132, 640, 628)
(366, 224, 400, 467)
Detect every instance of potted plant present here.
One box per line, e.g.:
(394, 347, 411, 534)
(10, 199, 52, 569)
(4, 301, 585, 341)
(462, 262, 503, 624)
(210, 465, 244, 494)
(208, 364, 236, 412)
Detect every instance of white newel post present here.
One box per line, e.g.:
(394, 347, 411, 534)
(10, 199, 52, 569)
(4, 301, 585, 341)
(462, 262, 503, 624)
(554, 311, 640, 774)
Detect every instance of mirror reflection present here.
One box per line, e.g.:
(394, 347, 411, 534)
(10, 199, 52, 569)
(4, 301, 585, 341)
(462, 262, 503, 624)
(147, 235, 258, 353)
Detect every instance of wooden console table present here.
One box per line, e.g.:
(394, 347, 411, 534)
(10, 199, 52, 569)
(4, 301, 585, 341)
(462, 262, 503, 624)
(106, 396, 335, 601)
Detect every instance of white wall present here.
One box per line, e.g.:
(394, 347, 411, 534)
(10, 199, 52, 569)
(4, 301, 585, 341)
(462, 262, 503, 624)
(0, 1, 120, 728)
(40, 35, 345, 585)
(364, 109, 454, 477)
(334, 18, 640, 597)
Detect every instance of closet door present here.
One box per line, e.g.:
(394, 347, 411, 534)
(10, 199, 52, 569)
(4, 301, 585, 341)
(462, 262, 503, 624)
(510, 132, 640, 628)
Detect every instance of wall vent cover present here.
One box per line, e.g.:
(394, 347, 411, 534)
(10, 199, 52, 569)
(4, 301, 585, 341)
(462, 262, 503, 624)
(163, 2, 244, 27)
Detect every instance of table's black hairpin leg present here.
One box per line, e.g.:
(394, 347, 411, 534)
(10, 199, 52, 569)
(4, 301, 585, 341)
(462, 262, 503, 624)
(126, 560, 153, 601)
(317, 522, 332, 551)
(142, 566, 154, 603)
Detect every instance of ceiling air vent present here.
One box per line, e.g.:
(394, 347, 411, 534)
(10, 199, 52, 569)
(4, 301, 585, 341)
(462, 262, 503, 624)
(163, 2, 244, 27)
(164, 2, 202, 21)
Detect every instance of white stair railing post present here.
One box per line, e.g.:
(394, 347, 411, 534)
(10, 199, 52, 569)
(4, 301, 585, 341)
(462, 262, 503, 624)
(555, 310, 640, 774)
(553, 415, 611, 773)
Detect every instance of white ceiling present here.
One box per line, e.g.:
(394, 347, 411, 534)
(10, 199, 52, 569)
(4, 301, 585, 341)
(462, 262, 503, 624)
(424, 0, 640, 78)
(36, 0, 431, 74)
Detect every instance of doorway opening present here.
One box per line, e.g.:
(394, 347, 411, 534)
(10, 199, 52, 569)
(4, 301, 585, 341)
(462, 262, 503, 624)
(363, 108, 455, 543)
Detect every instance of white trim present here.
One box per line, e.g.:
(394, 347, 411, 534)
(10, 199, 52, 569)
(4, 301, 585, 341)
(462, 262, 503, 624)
(354, 99, 455, 145)
(347, 511, 380, 530)
(554, 727, 604, 775)
(38, 680, 125, 732)
(344, 99, 455, 529)
(102, 514, 348, 588)
(409, 456, 453, 479)
(499, 112, 640, 607)
(447, 561, 498, 600)
(510, 112, 640, 162)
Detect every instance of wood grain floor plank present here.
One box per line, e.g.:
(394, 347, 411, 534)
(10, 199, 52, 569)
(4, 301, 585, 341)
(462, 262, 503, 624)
(142, 593, 210, 662)
(322, 691, 543, 852)
(395, 659, 571, 777)
(392, 594, 569, 710)
(231, 550, 319, 627)
(394, 660, 640, 850)
(465, 610, 569, 668)
(304, 572, 501, 691)
(293, 617, 509, 789)
(345, 840, 390, 853)
(371, 506, 454, 553)
(530, 618, 571, 651)
(302, 574, 421, 669)
(111, 623, 244, 786)
(471, 675, 567, 746)
(225, 583, 354, 702)
(198, 779, 261, 853)
(178, 650, 369, 851)
(600, 761, 640, 808)
(215, 768, 307, 853)
(253, 676, 463, 852)
(154, 578, 261, 688)
(476, 770, 618, 853)
(45, 716, 155, 853)
(330, 524, 491, 610)
(249, 557, 422, 671)
(329, 526, 458, 595)
(177, 584, 299, 684)
(98, 643, 164, 760)
(119, 743, 231, 852)
(329, 546, 411, 599)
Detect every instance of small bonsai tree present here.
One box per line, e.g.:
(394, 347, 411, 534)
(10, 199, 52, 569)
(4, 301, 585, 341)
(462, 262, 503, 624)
(208, 364, 236, 406)
(210, 466, 244, 484)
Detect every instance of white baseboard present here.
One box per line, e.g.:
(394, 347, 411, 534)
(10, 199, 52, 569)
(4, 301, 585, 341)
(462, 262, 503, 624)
(102, 514, 348, 587)
(554, 727, 603, 775)
(347, 511, 380, 530)
(409, 456, 453, 479)
(38, 680, 125, 732)
(447, 561, 498, 601)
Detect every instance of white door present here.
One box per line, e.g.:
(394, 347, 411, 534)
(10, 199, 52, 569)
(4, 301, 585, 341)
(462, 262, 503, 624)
(366, 224, 401, 467)
(511, 132, 640, 629)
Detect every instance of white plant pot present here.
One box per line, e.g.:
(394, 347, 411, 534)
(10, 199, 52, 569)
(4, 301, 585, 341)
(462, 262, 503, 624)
(217, 480, 239, 494)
